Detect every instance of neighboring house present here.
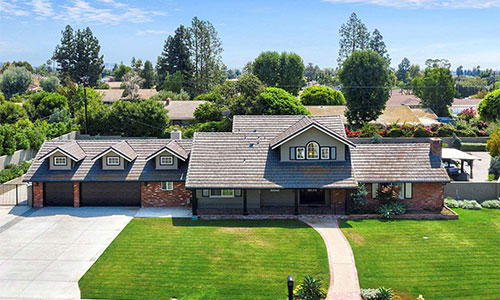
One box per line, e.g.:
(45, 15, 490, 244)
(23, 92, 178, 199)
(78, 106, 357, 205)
(24, 115, 449, 215)
(386, 92, 421, 107)
(166, 100, 206, 126)
(107, 81, 123, 89)
(97, 89, 158, 105)
(307, 105, 438, 125)
(450, 98, 482, 115)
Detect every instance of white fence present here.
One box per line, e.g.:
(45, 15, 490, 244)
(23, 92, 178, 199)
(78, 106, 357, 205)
(0, 183, 31, 206)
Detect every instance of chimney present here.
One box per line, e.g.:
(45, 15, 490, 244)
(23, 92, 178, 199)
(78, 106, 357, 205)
(429, 137, 442, 160)
(170, 129, 182, 140)
(165, 97, 171, 106)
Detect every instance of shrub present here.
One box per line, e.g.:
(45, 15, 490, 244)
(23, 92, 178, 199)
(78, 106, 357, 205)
(489, 156, 500, 179)
(478, 89, 500, 122)
(457, 107, 476, 121)
(480, 200, 500, 209)
(461, 200, 482, 210)
(376, 204, 395, 219)
(460, 142, 486, 151)
(391, 202, 408, 215)
(436, 125, 455, 137)
(451, 133, 462, 149)
(360, 287, 393, 300)
(194, 91, 223, 103)
(293, 275, 327, 300)
(414, 126, 432, 137)
(193, 102, 223, 123)
(487, 128, 500, 157)
(371, 134, 382, 144)
(0, 161, 31, 183)
(350, 184, 368, 213)
(386, 127, 404, 137)
(444, 197, 461, 208)
(299, 86, 345, 106)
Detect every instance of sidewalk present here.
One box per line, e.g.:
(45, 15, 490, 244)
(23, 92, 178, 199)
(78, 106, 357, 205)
(302, 218, 361, 300)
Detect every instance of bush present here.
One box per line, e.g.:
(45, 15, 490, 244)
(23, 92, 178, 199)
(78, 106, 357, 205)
(299, 86, 345, 106)
(370, 134, 382, 144)
(414, 126, 432, 137)
(460, 142, 486, 151)
(436, 125, 455, 137)
(478, 89, 500, 122)
(444, 197, 461, 208)
(350, 184, 368, 213)
(386, 127, 404, 137)
(489, 156, 500, 180)
(293, 276, 327, 300)
(39, 76, 61, 92)
(480, 200, 500, 209)
(193, 102, 223, 123)
(361, 287, 393, 300)
(376, 204, 395, 219)
(0, 161, 31, 183)
(194, 91, 223, 103)
(451, 133, 462, 149)
(461, 200, 482, 210)
(487, 128, 500, 156)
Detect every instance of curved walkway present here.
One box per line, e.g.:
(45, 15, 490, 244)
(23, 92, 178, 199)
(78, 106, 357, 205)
(302, 218, 361, 300)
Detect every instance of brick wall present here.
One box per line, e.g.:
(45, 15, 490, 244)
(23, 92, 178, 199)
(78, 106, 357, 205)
(141, 181, 192, 207)
(33, 182, 43, 208)
(364, 182, 444, 211)
(73, 182, 80, 208)
(330, 189, 346, 214)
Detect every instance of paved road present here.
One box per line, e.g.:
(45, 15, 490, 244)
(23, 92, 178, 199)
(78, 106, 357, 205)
(0, 207, 138, 299)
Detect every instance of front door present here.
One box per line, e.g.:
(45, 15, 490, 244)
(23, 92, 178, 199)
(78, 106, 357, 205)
(300, 189, 325, 205)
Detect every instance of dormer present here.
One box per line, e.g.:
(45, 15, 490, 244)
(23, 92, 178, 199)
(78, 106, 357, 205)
(39, 141, 85, 170)
(92, 141, 137, 170)
(145, 140, 188, 170)
(269, 116, 355, 162)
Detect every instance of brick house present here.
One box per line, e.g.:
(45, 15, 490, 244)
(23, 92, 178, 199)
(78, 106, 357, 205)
(24, 115, 449, 214)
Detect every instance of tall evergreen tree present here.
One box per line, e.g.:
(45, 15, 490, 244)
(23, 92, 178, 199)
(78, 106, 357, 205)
(140, 60, 155, 89)
(397, 57, 411, 82)
(338, 13, 370, 66)
(369, 29, 390, 65)
(253, 51, 304, 95)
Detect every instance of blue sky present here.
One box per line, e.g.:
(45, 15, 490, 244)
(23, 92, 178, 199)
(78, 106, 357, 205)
(1, 0, 499, 70)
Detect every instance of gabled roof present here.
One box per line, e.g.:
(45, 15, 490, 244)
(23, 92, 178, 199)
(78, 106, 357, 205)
(145, 140, 189, 162)
(92, 141, 137, 162)
(269, 116, 355, 149)
(38, 141, 85, 162)
(166, 100, 207, 121)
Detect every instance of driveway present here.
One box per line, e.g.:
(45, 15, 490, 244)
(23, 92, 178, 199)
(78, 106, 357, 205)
(0, 207, 139, 299)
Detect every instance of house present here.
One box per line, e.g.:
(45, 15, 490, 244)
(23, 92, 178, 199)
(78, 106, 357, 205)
(24, 115, 449, 215)
(97, 89, 158, 105)
(107, 81, 123, 89)
(165, 100, 206, 126)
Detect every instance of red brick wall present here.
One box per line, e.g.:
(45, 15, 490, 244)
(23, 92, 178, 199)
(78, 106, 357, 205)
(330, 189, 347, 214)
(141, 181, 192, 207)
(33, 182, 43, 208)
(364, 182, 444, 211)
(73, 182, 80, 208)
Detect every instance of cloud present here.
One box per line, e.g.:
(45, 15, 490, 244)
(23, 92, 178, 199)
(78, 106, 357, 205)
(321, 0, 500, 9)
(136, 29, 169, 36)
(31, 0, 55, 17)
(0, 0, 30, 16)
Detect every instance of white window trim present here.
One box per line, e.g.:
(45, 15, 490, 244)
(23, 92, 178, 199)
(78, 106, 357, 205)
(53, 156, 67, 166)
(306, 142, 320, 160)
(106, 156, 120, 166)
(210, 189, 235, 198)
(160, 155, 173, 165)
(161, 181, 173, 191)
(321, 147, 330, 160)
(296, 147, 305, 160)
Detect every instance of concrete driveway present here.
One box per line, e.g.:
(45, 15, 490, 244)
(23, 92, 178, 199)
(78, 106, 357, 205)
(0, 207, 139, 299)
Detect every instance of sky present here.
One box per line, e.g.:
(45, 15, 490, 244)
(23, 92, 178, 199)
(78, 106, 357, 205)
(1, 0, 500, 71)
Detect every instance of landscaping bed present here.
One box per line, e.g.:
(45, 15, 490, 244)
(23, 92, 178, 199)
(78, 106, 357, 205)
(79, 218, 329, 300)
(340, 209, 500, 300)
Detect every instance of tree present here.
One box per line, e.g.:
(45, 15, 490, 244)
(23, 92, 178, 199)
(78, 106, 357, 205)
(140, 60, 155, 88)
(24, 92, 69, 121)
(425, 58, 451, 69)
(157, 25, 194, 92)
(0, 101, 28, 124)
(338, 50, 391, 126)
(0, 67, 33, 99)
(0, 61, 34, 74)
(52, 25, 104, 86)
(369, 29, 390, 65)
(194, 102, 223, 123)
(456, 65, 464, 77)
(412, 67, 454, 117)
(304, 63, 320, 81)
(150, 90, 190, 101)
(190, 17, 224, 95)
(194, 91, 222, 102)
(478, 89, 500, 122)
(39, 76, 61, 92)
(487, 128, 500, 157)
(164, 71, 184, 93)
(228, 74, 266, 115)
(300, 86, 345, 105)
(253, 51, 304, 95)
(257, 87, 309, 115)
(113, 63, 132, 81)
(243, 61, 253, 74)
(396, 58, 410, 82)
(122, 72, 145, 100)
(338, 13, 370, 65)
(408, 64, 421, 79)
(131, 57, 143, 72)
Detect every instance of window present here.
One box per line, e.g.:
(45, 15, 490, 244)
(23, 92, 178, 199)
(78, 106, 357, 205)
(306, 142, 319, 159)
(234, 189, 242, 197)
(160, 155, 173, 165)
(296, 147, 305, 160)
(106, 156, 120, 166)
(289, 147, 296, 160)
(372, 183, 412, 199)
(202, 189, 209, 197)
(330, 147, 337, 160)
(404, 183, 412, 199)
(321, 147, 330, 160)
(161, 181, 173, 190)
(210, 189, 234, 198)
(371, 183, 378, 199)
(393, 183, 404, 199)
(53, 156, 67, 166)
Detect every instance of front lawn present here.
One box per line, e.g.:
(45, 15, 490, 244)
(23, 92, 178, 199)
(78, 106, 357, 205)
(340, 209, 500, 300)
(79, 218, 329, 300)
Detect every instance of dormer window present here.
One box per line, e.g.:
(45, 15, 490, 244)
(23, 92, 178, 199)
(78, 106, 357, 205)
(160, 155, 173, 165)
(306, 142, 319, 159)
(106, 156, 120, 166)
(53, 156, 67, 166)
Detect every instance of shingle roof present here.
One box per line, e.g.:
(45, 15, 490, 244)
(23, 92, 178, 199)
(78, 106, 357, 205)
(92, 140, 137, 162)
(39, 141, 85, 162)
(166, 100, 207, 121)
(185, 132, 357, 189)
(351, 144, 449, 183)
(233, 115, 347, 139)
(145, 140, 189, 161)
(24, 139, 193, 182)
(96, 89, 158, 102)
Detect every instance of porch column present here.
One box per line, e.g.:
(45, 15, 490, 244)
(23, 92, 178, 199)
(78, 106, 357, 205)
(469, 160, 474, 179)
(192, 189, 198, 216)
(243, 189, 248, 216)
(294, 189, 299, 215)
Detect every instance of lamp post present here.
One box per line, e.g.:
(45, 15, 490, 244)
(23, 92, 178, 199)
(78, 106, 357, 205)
(287, 276, 294, 300)
(80, 76, 90, 134)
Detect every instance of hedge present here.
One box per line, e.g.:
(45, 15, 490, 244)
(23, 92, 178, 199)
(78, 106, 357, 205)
(460, 143, 486, 151)
(0, 161, 31, 183)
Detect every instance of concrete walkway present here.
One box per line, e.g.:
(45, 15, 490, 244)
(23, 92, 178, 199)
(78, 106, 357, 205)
(302, 218, 361, 300)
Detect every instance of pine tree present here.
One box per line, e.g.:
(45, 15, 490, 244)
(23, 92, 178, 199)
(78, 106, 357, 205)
(338, 13, 370, 66)
(140, 60, 155, 88)
(52, 25, 75, 84)
(369, 29, 390, 65)
(397, 58, 410, 82)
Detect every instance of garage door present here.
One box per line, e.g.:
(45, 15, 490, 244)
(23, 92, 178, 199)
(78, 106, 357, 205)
(44, 182, 74, 206)
(80, 182, 141, 206)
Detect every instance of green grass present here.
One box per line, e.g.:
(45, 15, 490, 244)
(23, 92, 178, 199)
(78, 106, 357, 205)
(79, 218, 329, 300)
(340, 209, 500, 300)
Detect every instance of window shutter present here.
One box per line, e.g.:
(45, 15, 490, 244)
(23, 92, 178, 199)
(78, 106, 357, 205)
(202, 189, 209, 197)
(371, 183, 378, 199)
(330, 147, 337, 160)
(405, 183, 412, 199)
(289, 147, 295, 160)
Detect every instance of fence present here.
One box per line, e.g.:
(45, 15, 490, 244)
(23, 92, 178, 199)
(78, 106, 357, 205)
(0, 182, 31, 206)
(444, 182, 500, 201)
(352, 137, 489, 144)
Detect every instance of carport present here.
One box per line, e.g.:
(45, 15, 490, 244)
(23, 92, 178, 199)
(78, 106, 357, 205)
(442, 148, 481, 180)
